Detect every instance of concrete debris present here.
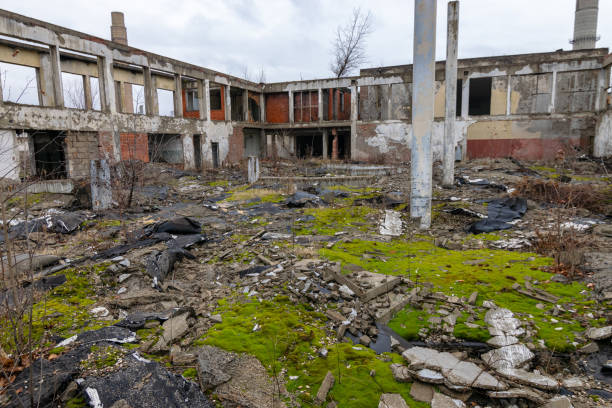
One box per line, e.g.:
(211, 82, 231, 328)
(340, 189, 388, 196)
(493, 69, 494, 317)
(495, 368, 558, 390)
(585, 325, 612, 340)
(481, 344, 535, 369)
(378, 393, 409, 408)
(409, 381, 434, 402)
(484, 308, 525, 337)
(379, 210, 403, 236)
(315, 371, 335, 404)
(430, 392, 466, 408)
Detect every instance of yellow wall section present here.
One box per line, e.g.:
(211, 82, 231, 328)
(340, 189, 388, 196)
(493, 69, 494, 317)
(490, 77, 507, 116)
(0, 44, 41, 68)
(467, 120, 542, 140)
(434, 81, 445, 118)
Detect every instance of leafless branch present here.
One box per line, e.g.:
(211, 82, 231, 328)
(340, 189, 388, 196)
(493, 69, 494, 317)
(330, 8, 373, 78)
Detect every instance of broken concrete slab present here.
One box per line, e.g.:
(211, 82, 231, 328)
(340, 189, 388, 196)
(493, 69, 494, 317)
(430, 392, 466, 408)
(585, 325, 612, 340)
(409, 381, 433, 403)
(484, 307, 524, 337)
(486, 335, 519, 348)
(379, 210, 402, 236)
(542, 397, 574, 408)
(487, 388, 545, 404)
(415, 368, 444, 384)
(315, 371, 335, 404)
(378, 393, 409, 408)
(390, 364, 412, 383)
(495, 367, 558, 390)
(150, 313, 190, 352)
(481, 344, 534, 369)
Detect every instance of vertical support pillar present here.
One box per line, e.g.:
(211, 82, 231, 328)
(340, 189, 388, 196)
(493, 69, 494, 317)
(116, 81, 124, 113)
(196, 79, 206, 120)
(318, 88, 323, 122)
(247, 156, 260, 183)
(83, 75, 92, 110)
(322, 129, 329, 159)
(288, 90, 294, 124)
(506, 75, 512, 116)
(225, 85, 231, 121)
(90, 159, 112, 211)
(204, 79, 211, 121)
(410, 0, 437, 229)
(243, 89, 249, 122)
(460, 77, 469, 119)
(551, 71, 558, 113)
(182, 133, 195, 170)
(331, 128, 339, 160)
(97, 55, 116, 114)
(174, 74, 183, 118)
(49, 45, 64, 107)
(143, 66, 155, 115)
(259, 92, 266, 123)
(386, 84, 393, 120)
(0, 69, 3, 103)
(350, 83, 358, 160)
(442, 1, 459, 187)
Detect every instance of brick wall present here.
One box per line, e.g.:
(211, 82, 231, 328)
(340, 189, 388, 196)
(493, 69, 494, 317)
(265, 93, 289, 123)
(120, 133, 149, 162)
(226, 125, 244, 164)
(64, 131, 100, 178)
(98, 131, 116, 160)
(294, 91, 319, 123)
(211, 85, 226, 121)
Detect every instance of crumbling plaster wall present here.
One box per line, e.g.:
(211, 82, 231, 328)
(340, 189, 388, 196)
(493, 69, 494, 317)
(594, 109, 612, 157)
(0, 130, 20, 180)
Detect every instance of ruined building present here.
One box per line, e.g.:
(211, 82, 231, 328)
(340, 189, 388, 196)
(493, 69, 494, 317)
(0, 6, 610, 182)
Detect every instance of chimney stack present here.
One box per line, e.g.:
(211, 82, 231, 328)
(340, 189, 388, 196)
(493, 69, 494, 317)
(571, 0, 599, 50)
(111, 11, 128, 45)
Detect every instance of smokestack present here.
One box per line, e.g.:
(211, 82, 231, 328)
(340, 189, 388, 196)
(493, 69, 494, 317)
(571, 0, 599, 50)
(110, 11, 128, 45)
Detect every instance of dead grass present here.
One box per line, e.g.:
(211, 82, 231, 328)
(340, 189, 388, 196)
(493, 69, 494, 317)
(514, 177, 612, 213)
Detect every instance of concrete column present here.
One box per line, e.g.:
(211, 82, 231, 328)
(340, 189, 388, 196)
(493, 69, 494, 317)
(322, 129, 329, 158)
(318, 88, 323, 122)
(259, 92, 266, 123)
(331, 128, 338, 160)
(38, 55, 55, 106)
(90, 159, 112, 211)
(204, 79, 211, 121)
(182, 133, 195, 170)
(174, 74, 183, 118)
(143, 66, 155, 115)
(116, 81, 125, 112)
(442, 1, 459, 188)
(387, 84, 393, 120)
(243, 89, 249, 122)
(49, 45, 64, 107)
(288, 90, 294, 124)
(97, 55, 116, 114)
(506, 75, 512, 116)
(225, 85, 231, 121)
(350, 84, 358, 160)
(550, 71, 558, 113)
(410, 0, 437, 229)
(83, 75, 92, 110)
(595, 68, 605, 112)
(0, 69, 3, 103)
(461, 77, 469, 119)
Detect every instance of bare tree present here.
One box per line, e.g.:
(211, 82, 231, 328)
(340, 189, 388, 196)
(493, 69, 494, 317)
(330, 8, 373, 78)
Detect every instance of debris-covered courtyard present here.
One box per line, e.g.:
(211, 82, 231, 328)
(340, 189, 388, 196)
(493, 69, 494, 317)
(1, 157, 611, 408)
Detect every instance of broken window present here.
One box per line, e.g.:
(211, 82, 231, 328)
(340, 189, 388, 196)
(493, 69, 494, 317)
(157, 89, 174, 116)
(248, 96, 260, 122)
(186, 89, 199, 111)
(210, 88, 222, 110)
(468, 77, 492, 116)
(31, 131, 67, 179)
(0, 62, 39, 105)
(132, 84, 145, 114)
(62, 72, 85, 109)
(148, 134, 183, 163)
(89, 76, 101, 110)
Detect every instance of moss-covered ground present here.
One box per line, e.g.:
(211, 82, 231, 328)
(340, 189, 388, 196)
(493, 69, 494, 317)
(0, 263, 113, 353)
(318, 238, 600, 351)
(295, 206, 377, 236)
(196, 295, 428, 408)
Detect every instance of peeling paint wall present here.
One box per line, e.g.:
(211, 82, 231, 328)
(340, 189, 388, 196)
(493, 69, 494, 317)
(0, 130, 19, 180)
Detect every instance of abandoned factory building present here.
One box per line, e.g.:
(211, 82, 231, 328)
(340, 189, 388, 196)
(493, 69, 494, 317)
(0, 9, 611, 181)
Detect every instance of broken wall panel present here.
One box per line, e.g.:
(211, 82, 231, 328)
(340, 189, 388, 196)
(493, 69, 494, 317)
(391, 84, 410, 120)
(120, 133, 149, 162)
(510, 74, 552, 114)
(555, 70, 599, 113)
(148, 134, 183, 164)
(293, 91, 318, 123)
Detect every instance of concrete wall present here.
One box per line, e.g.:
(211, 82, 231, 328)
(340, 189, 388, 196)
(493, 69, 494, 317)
(0, 130, 19, 180)
(594, 109, 612, 157)
(64, 131, 100, 178)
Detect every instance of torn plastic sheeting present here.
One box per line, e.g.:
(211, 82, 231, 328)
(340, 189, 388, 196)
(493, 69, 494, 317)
(468, 197, 527, 234)
(457, 175, 508, 192)
(3, 211, 90, 241)
(146, 216, 202, 235)
(146, 249, 192, 288)
(285, 191, 322, 208)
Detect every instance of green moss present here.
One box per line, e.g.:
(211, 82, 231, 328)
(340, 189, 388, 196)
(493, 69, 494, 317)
(49, 346, 65, 355)
(182, 367, 198, 379)
(0, 264, 113, 352)
(295, 206, 377, 235)
(320, 239, 595, 351)
(197, 295, 428, 408)
(65, 396, 87, 408)
(453, 314, 490, 343)
(81, 345, 124, 370)
(208, 180, 229, 187)
(387, 308, 429, 340)
(82, 219, 122, 229)
(6, 193, 44, 210)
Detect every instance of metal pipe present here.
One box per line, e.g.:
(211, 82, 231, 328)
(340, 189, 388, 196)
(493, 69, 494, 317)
(410, 0, 437, 229)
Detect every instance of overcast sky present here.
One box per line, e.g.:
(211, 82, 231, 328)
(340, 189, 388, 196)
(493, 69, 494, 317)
(2, 0, 611, 83)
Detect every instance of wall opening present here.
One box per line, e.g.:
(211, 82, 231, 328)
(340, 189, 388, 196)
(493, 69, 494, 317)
(62, 72, 86, 109)
(148, 134, 183, 163)
(210, 88, 222, 110)
(244, 129, 261, 158)
(31, 130, 67, 179)
(89, 76, 101, 110)
(132, 84, 145, 114)
(156, 89, 174, 116)
(296, 132, 323, 158)
(0, 62, 39, 105)
(248, 94, 260, 122)
(468, 77, 492, 116)
(193, 134, 201, 170)
(230, 88, 245, 121)
(456, 79, 463, 116)
(211, 142, 219, 168)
